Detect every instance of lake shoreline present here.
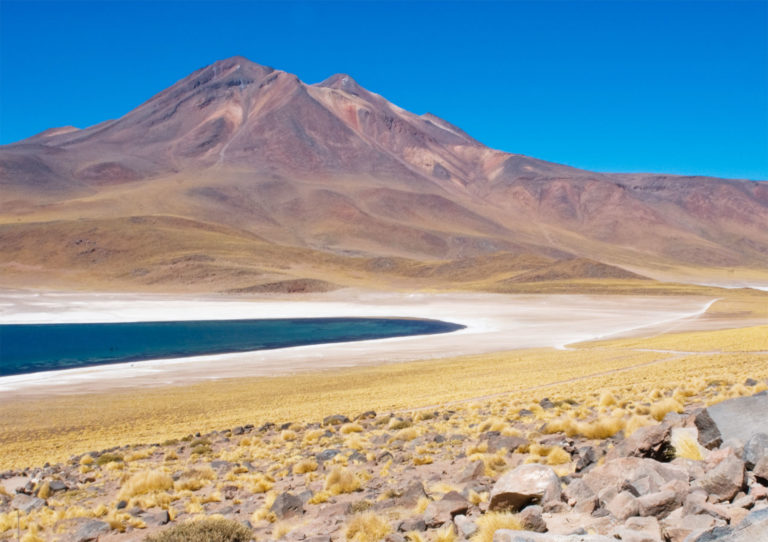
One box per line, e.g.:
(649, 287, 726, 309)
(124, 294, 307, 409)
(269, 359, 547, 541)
(0, 289, 747, 398)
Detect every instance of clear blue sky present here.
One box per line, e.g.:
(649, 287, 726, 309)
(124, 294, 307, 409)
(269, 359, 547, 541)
(1, 0, 766, 180)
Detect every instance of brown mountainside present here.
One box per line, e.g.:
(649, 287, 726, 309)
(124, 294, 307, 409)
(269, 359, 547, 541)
(1, 56, 767, 291)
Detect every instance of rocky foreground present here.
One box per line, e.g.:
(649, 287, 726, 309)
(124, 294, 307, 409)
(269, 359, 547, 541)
(3, 384, 768, 542)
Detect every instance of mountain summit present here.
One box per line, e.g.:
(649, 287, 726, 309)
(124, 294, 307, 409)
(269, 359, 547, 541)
(1, 56, 767, 290)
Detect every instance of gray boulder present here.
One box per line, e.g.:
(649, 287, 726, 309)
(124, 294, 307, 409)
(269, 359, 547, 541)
(269, 492, 304, 520)
(10, 493, 45, 512)
(614, 516, 663, 542)
(700, 454, 745, 502)
(743, 433, 768, 470)
(661, 512, 725, 542)
(607, 490, 640, 520)
(688, 507, 768, 541)
(72, 519, 110, 542)
(606, 423, 672, 461)
(518, 505, 547, 532)
(694, 410, 723, 450)
(422, 490, 469, 527)
(637, 489, 680, 518)
(705, 392, 768, 444)
(489, 464, 562, 512)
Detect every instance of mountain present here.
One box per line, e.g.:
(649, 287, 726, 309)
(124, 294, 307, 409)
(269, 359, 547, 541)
(1, 56, 767, 291)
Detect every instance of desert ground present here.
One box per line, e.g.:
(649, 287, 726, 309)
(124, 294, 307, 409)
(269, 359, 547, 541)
(1, 286, 768, 542)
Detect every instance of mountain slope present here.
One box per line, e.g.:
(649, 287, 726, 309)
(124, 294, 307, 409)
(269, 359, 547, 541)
(1, 56, 767, 291)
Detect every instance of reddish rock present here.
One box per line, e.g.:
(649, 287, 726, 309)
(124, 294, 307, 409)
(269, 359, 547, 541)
(489, 464, 562, 512)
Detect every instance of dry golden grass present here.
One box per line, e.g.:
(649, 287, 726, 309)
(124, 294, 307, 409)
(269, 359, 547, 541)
(1, 309, 768, 469)
(672, 429, 704, 461)
(650, 398, 684, 421)
(292, 458, 319, 475)
(324, 467, 361, 495)
(472, 512, 522, 542)
(118, 470, 173, 499)
(434, 524, 458, 542)
(344, 512, 391, 542)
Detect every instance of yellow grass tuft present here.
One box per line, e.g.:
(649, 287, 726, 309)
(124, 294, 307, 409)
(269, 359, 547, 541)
(472, 512, 522, 542)
(468, 489, 488, 505)
(36, 481, 51, 499)
(390, 427, 420, 442)
(118, 470, 173, 499)
(273, 521, 293, 538)
(545, 446, 571, 465)
(292, 458, 318, 474)
(325, 467, 361, 495)
(387, 417, 412, 430)
(599, 392, 617, 407)
(345, 512, 391, 542)
(340, 422, 364, 434)
(414, 496, 430, 514)
(302, 429, 325, 444)
(650, 398, 684, 421)
(672, 429, 704, 461)
(413, 455, 433, 466)
(574, 416, 625, 439)
(174, 466, 215, 491)
(435, 524, 458, 542)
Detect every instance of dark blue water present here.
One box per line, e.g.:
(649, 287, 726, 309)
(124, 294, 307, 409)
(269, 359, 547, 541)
(0, 318, 464, 377)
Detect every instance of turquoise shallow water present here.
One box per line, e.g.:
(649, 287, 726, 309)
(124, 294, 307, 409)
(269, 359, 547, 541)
(0, 317, 464, 377)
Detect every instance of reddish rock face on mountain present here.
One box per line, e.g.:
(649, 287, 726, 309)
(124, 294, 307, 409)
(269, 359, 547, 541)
(1, 55, 767, 288)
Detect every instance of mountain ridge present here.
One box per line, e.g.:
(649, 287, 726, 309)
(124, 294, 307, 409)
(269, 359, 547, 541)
(1, 55, 767, 291)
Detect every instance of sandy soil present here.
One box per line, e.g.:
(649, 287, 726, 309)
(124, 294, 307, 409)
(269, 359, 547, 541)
(0, 289, 744, 397)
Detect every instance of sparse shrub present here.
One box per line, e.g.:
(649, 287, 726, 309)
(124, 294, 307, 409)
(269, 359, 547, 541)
(272, 521, 293, 538)
(174, 466, 215, 491)
(125, 448, 153, 462)
(472, 512, 522, 542)
(349, 499, 373, 514)
(247, 473, 274, 493)
(119, 470, 173, 499)
(574, 416, 625, 439)
(599, 391, 617, 408)
(280, 430, 297, 441)
(390, 427, 419, 442)
(145, 517, 252, 542)
(292, 458, 318, 474)
(325, 467, 361, 495)
(340, 422, 364, 434)
(96, 452, 123, 466)
(650, 398, 683, 421)
(671, 429, 704, 461)
(302, 429, 325, 444)
(624, 414, 653, 436)
(345, 511, 391, 541)
(435, 524, 457, 542)
(468, 489, 488, 505)
(308, 490, 331, 504)
(414, 496, 430, 514)
(545, 446, 571, 465)
(413, 455, 433, 465)
(387, 417, 412, 430)
(36, 481, 51, 499)
(191, 443, 212, 455)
